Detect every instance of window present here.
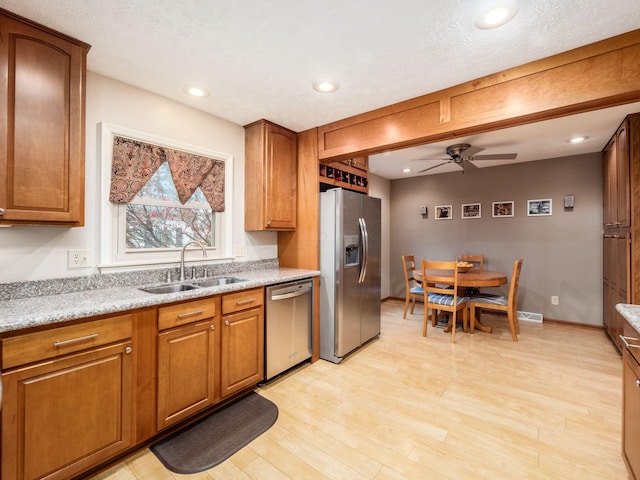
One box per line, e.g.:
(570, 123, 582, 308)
(100, 123, 233, 271)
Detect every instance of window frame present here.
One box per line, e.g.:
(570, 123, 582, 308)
(99, 122, 234, 272)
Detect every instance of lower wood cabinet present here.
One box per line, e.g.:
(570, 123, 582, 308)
(220, 288, 265, 398)
(1, 315, 134, 480)
(157, 297, 220, 430)
(623, 347, 640, 480)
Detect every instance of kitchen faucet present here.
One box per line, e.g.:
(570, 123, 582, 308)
(179, 241, 207, 281)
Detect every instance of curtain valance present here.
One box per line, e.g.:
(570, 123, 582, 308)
(109, 136, 225, 212)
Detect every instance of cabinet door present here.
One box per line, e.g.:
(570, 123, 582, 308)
(616, 121, 630, 228)
(1, 342, 133, 480)
(244, 120, 297, 231)
(603, 138, 617, 227)
(0, 13, 89, 225)
(623, 353, 640, 480)
(157, 319, 219, 430)
(221, 307, 264, 397)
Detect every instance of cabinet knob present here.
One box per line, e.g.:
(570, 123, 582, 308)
(224, 320, 230, 326)
(125, 346, 133, 354)
(0, 208, 4, 216)
(210, 324, 216, 330)
(636, 379, 640, 388)
(267, 221, 272, 227)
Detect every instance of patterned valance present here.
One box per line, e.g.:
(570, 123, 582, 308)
(109, 136, 225, 212)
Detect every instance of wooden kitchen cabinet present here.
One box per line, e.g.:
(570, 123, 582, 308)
(0, 9, 90, 226)
(622, 330, 640, 480)
(1, 314, 134, 480)
(156, 297, 220, 430)
(221, 287, 265, 397)
(244, 119, 297, 231)
(602, 113, 639, 351)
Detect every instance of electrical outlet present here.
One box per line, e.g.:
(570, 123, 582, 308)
(68, 249, 93, 269)
(233, 244, 246, 257)
(551, 295, 559, 306)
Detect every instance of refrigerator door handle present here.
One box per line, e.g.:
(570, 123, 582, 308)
(359, 217, 368, 283)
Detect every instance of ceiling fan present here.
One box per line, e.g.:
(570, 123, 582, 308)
(413, 143, 518, 173)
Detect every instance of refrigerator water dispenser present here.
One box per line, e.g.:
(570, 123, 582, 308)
(344, 235, 360, 267)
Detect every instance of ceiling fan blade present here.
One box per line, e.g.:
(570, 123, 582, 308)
(418, 161, 451, 173)
(461, 145, 485, 157)
(472, 153, 518, 160)
(462, 159, 478, 169)
(411, 157, 449, 162)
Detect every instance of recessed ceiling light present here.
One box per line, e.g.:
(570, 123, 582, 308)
(569, 136, 588, 143)
(185, 86, 210, 98)
(402, 168, 412, 173)
(475, 1, 519, 29)
(313, 80, 339, 93)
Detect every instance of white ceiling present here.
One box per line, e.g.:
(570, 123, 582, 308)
(3, 0, 640, 178)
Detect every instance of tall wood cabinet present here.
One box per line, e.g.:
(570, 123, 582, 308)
(0, 9, 90, 226)
(244, 119, 297, 231)
(603, 113, 639, 350)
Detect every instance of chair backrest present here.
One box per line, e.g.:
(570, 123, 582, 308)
(508, 259, 524, 307)
(421, 259, 461, 297)
(402, 255, 418, 289)
(456, 254, 484, 271)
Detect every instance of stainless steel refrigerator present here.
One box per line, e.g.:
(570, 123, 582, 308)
(320, 188, 381, 363)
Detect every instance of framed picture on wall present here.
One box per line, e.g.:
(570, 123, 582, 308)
(435, 205, 452, 220)
(492, 201, 514, 217)
(527, 198, 552, 216)
(461, 203, 481, 219)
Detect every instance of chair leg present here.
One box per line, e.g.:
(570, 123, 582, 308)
(410, 296, 416, 314)
(470, 305, 476, 333)
(512, 306, 521, 334)
(403, 295, 410, 319)
(431, 308, 438, 327)
(507, 309, 518, 342)
(463, 306, 468, 333)
(451, 310, 456, 343)
(422, 304, 429, 337)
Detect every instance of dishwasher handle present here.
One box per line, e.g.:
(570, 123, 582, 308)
(270, 287, 312, 301)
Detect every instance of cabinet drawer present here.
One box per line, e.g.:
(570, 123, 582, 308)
(158, 297, 217, 330)
(2, 314, 133, 369)
(222, 288, 264, 315)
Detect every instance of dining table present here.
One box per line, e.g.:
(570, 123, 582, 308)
(412, 268, 508, 333)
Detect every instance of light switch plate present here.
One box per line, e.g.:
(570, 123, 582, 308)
(233, 244, 246, 257)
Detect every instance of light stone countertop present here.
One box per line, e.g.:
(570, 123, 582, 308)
(616, 303, 640, 335)
(0, 268, 318, 334)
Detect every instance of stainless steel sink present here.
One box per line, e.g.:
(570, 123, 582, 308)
(194, 277, 245, 288)
(139, 283, 201, 294)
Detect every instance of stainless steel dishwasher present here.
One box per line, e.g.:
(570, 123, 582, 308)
(265, 279, 313, 380)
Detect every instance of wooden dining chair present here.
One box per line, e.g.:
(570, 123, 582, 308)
(421, 260, 468, 342)
(455, 254, 484, 271)
(401, 255, 423, 319)
(469, 259, 524, 341)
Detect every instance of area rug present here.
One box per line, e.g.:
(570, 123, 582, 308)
(150, 392, 279, 474)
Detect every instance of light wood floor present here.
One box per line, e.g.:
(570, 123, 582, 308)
(92, 300, 628, 480)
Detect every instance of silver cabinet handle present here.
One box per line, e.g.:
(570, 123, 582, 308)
(125, 346, 133, 354)
(210, 324, 216, 330)
(54, 333, 98, 347)
(178, 309, 205, 319)
(236, 298, 256, 306)
(224, 320, 230, 326)
(0, 208, 4, 216)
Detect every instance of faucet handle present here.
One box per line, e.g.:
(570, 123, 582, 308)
(166, 270, 173, 283)
(191, 266, 197, 279)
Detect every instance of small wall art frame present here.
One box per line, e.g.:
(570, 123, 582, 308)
(492, 201, 514, 217)
(527, 198, 552, 216)
(461, 203, 481, 219)
(435, 205, 452, 220)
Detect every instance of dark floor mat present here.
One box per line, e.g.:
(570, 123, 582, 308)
(150, 392, 278, 474)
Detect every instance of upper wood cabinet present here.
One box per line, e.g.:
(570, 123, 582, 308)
(244, 119, 297, 231)
(603, 121, 631, 229)
(0, 9, 90, 226)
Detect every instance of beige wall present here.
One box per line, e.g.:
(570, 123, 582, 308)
(388, 153, 603, 325)
(0, 72, 277, 282)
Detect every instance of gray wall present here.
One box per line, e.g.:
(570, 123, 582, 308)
(389, 153, 603, 325)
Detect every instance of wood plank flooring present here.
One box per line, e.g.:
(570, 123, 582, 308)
(92, 300, 628, 480)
